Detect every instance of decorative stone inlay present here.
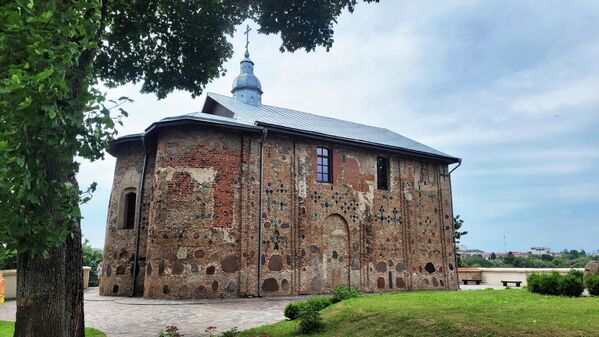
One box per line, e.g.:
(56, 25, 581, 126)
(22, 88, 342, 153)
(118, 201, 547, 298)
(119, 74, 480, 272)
(351, 257, 360, 270)
(425, 262, 436, 274)
(262, 278, 279, 292)
(194, 249, 205, 258)
(177, 247, 188, 260)
(172, 261, 184, 275)
(226, 280, 237, 292)
(281, 278, 290, 291)
(268, 255, 283, 272)
(311, 276, 321, 291)
(177, 285, 189, 298)
(375, 262, 387, 273)
(221, 255, 239, 273)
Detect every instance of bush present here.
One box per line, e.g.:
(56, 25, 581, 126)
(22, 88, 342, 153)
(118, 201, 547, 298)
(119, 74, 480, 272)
(331, 285, 360, 303)
(527, 272, 561, 295)
(305, 297, 333, 311)
(558, 271, 584, 297)
(297, 300, 324, 334)
(221, 326, 239, 337)
(528, 271, 584, 297)
(585, 274, 599, 296)
(284, 302, 301, 320)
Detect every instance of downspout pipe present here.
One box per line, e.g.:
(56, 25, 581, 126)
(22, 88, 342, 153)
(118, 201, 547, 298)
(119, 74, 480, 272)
(447, 159, 462, 290)
(257, 128, 267, 297)
(130, 149, 149, 297)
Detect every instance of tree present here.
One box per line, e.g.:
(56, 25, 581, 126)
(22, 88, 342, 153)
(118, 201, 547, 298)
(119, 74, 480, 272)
(82, 239, 103, 287)
(0, 1, 379, 336)
(453, 215, 468, 243)
(490, 252, 497, 260)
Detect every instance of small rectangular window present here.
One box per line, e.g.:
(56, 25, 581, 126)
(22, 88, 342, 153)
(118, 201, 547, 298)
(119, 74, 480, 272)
(317, 147, 331, 183)
(123, 192, 136, 229)
(377, 156, 389, 190)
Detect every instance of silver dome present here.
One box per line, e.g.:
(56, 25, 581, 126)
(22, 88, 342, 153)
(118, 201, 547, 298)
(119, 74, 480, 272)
(231, 52, 262, 105)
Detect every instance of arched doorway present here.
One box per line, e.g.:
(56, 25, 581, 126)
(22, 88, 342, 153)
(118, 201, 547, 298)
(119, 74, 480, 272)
(323, 214, 350, 289)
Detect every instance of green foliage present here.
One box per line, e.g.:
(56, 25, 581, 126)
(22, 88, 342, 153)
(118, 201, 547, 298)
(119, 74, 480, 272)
(158, 326, 181, 337)
(558, 271, 584, 297)
(331, 285, 360, 303)
(82, 239, 103, 286)
(284, 302, 301, 320)
(297, 299, 325, 334)
(527, 272, 561, 295)
(453, 215, 467, 243)
(285, 297, 333, 322)
(220, 326, 240, 337)
(585, 275, 599, 296)
(97, 0, 380, 98)
(527, 271, 583, 297)
(0, 1, 124, 255)
(0, 244, 17, 270)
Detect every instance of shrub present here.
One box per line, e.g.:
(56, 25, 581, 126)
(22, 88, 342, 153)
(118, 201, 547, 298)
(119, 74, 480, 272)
(158, 326, 181, 337)
(297, 301, 324, 334)
(558, 271, 583, 297)
(585, 274, 599, 296)
(284, 302, 301, 320)
(305, 297, 333, 311)
(527, 272, 561, 295)
(221, 326, 239, 337)
(331, 285, 360, 303)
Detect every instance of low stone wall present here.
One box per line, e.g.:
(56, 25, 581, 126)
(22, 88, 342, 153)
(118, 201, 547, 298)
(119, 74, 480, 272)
(460, 268, 584, 287)
(2, 269, 16, 300)
(0, 267, 91, 300)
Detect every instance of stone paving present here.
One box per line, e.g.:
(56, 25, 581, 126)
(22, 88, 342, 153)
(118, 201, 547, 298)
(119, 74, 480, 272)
(0, 287, 295, 337)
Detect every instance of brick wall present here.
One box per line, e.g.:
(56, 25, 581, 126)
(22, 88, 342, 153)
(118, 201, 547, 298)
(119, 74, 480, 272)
(101, 125, 458, 299)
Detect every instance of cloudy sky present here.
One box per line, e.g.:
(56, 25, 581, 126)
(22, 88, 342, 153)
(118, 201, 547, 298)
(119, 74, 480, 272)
(79, 0, 599, 253)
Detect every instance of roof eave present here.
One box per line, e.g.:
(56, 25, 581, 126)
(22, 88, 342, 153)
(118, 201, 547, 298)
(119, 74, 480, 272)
(257, 122, 461, 164)
(106, 133, 144, 156)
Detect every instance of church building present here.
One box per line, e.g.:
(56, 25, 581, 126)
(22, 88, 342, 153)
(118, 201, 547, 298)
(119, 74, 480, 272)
(99, 44, 461, 299)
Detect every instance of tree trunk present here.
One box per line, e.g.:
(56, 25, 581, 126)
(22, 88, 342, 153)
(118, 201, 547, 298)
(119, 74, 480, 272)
(15, 166, 85, 337)
(15, 249, 66, 337)
(64, 178, 85, 337)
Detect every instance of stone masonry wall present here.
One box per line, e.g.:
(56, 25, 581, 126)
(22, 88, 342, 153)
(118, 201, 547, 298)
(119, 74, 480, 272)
(259, 135, 458, 295)
(100, 141, 155, 296)
(142, 126, 261, 299)
(101, 126, 458, 298)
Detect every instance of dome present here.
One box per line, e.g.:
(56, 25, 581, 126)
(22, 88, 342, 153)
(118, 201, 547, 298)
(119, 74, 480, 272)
(231, 52, 263, 105)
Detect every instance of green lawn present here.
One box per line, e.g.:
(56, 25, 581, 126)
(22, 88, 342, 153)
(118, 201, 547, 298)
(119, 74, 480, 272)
(240, 289, 599, 337)
(0, 321, 106, 337)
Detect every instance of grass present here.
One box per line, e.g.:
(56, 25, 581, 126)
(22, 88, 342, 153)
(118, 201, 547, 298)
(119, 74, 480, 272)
(0, 321, 106, 337)
(240, 289, 599, 337)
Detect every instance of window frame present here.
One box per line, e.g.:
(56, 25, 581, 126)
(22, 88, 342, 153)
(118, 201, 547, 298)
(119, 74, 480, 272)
(377, 156, 389, 190)
(121, 188, 137, 230)
(316, 147, 332, 183)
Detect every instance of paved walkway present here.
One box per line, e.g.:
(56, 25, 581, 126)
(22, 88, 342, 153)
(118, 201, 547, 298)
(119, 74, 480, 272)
(0, 287, 294, 337)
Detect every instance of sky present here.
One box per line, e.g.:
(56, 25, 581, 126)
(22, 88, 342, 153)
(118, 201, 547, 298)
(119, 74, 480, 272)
(79, 0, 599, 253)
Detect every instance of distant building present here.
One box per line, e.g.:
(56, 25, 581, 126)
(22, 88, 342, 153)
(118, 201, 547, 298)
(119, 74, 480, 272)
(496, 252, 528, 258)
(530, 247, 551, 256)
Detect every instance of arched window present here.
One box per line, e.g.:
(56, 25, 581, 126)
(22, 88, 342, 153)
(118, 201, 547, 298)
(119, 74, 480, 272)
(122, 191, 136, 229)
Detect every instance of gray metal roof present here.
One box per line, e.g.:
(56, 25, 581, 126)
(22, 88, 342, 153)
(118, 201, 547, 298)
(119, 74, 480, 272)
(197, 92, 458, 162)
(111, 92, 458, 163)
